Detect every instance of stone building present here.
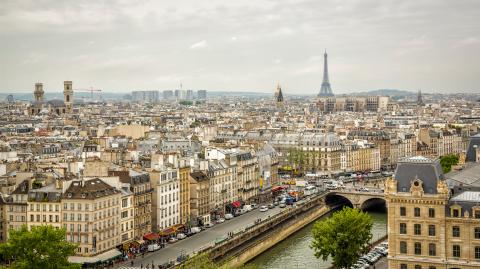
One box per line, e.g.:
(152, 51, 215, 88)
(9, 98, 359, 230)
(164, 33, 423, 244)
(386, 154, 480, 268)
(5, 180, 28, 239)
(29, 81, 74, 116)
(62, 178, 121, 256)
(108, 169, 152, 239)
(189, 171, 211, 226)
(179, 163, 191, 225)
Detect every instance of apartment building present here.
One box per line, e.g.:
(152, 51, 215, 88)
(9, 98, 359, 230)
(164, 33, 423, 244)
(150, 167, 180, 230)
(62, 178, 121, 256)
(189, 171, 211, 225)
(386, 154, 480, 268)
(236, 151, 259, 203)
(6, 180, 28, 239)
(109, 170, 152, 239)
(119, 188, 134, 244)
(27, 182, 62, 230)
(179, 164, 191, 225)
(0, 194, 6, 242)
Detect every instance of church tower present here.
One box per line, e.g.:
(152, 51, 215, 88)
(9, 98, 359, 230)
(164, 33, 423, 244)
(34, 83, 44, 102)
(63, 81, 73, 113)
(274, 83, 284, 108)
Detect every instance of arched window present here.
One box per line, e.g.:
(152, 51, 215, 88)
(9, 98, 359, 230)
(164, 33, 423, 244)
(66, 95, 70, 102)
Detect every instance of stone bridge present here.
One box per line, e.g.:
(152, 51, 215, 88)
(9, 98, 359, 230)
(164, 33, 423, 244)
(325, 190, 386, 210)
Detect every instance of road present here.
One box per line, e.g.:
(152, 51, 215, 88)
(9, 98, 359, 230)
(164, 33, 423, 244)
(117, 205, 285, 268)
(372, 257, 388, 269)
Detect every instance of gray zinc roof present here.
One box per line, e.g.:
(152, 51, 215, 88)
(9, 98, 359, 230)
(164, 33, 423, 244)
(394, 156, 444, 194)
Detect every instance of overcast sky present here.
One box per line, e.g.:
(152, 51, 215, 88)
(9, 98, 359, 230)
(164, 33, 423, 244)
(1, 0, 479, 94)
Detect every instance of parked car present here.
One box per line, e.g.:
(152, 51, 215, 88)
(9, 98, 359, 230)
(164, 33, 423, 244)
(268, 203, 275, 209)
(176, 233, 186, 240)
(204, 222, 215, 228)
(273, 201, 279, 206)
(224, 213, 234, 220)
(190, 227, 201, 234)
(216, 218, 225, 224)
(251, 203, 258, 209)
(279, 202, 286, 208)
(168, 237, 178, 243)
(148, 243, 161, 252)
(243, 204, 253, 212)
(259, 205, 268, 212)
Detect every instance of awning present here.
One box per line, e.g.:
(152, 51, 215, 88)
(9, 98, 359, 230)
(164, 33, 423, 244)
(232, 201, 241, 208)
(172, 224, 185, 230)
(143, 232, 160, 241)
(159, 228, 175, 236)
(68, 249, 122, 264)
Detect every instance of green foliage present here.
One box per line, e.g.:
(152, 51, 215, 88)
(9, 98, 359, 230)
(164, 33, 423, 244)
(440, 154, 459, 173)
(311, 207, 373, 269)
(179, 100, 193, 106)
(0, 225, 80, 269)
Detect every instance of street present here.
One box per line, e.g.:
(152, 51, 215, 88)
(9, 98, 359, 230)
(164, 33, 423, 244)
(117, 205, 285, 268)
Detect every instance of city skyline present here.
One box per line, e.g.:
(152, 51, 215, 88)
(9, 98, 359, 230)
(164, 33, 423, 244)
(1, 0, 480, 94)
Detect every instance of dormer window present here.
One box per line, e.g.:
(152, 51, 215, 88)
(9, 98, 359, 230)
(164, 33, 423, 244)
(452, 208, 461, 218)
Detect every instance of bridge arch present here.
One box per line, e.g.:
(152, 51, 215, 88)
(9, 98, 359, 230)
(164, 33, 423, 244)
(325, 193, 354, 208)
(360, 197, 387, 212)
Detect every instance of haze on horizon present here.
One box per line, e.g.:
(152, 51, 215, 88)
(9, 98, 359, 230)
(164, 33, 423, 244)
(0, 0, 479, 95)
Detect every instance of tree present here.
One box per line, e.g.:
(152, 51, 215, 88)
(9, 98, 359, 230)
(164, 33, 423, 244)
(311, 207, 373, 269)
(440, 154, 459, 174)
(0, 225, 80, 269)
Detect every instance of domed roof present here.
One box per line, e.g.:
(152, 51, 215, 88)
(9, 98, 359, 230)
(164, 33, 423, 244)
(47, 99, 65, 107)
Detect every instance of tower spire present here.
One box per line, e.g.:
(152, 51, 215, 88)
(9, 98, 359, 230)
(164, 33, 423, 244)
(318, 50, 334, 97)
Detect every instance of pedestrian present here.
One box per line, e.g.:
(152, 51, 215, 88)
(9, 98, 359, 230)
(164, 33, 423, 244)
(131, 260, 134, 266)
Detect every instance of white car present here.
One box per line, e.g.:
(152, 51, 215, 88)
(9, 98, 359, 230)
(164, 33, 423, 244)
(176, 233, 186, 240)
(216, 218, 225, 224)
(224, 213, 234, 220)
(259, 205, 268, 212)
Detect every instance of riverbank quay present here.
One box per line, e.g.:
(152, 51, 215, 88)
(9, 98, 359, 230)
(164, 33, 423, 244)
(207, 193, 332, 268)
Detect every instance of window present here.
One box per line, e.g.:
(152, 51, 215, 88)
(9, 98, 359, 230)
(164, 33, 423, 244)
(401, 265, 407, 269)
(429, 243, 436, 256)
(400, 223, 407, 234)
(400, 207, 406, 216)
(453, 209, 460, 217)
(414, 224, 422, 235)
(428, 267, 436, 269)
(415, 266, 421, 269)
(414, 242, 421, 255)
(452, 226, 460, 237)
(475, 246, 480, 259)
(414, 207, 420, 217)
(400, 241, 407, 254)
(475, 227, 480, 239)
(428, 225, 436, 236)
(452, 245, 460, 257)
(475, 210, 480, 219)
(428, 208, 435, 218)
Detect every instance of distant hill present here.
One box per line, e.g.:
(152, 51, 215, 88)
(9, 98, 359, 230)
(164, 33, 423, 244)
(349, 89, 415, 97)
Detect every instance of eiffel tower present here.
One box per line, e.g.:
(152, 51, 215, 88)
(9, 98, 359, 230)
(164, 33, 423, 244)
(318, 50, 334, 97)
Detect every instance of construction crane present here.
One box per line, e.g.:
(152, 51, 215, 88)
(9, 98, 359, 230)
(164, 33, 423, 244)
(75, 87, 102, 102)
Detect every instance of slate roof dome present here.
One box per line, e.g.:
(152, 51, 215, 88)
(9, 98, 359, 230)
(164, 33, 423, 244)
(47, 99, 66, 107)
(394, 156, 444, 194)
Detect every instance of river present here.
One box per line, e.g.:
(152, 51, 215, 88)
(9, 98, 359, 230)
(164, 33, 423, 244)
(248, 211, 387, 269)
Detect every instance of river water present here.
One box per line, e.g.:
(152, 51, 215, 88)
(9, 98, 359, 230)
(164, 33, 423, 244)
(248, 212, 387, 269)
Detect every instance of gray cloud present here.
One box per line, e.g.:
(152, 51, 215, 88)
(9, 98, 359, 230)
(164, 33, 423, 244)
(0, 0, 479, 94)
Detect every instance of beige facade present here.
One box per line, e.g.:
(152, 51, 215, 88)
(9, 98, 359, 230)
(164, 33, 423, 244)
(119, 190, 134, 244)
(62, 179, 121, 256)
(386, 156, 480, 269)
(189, 171, 211, 225)
(179, 165, 191, 225)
